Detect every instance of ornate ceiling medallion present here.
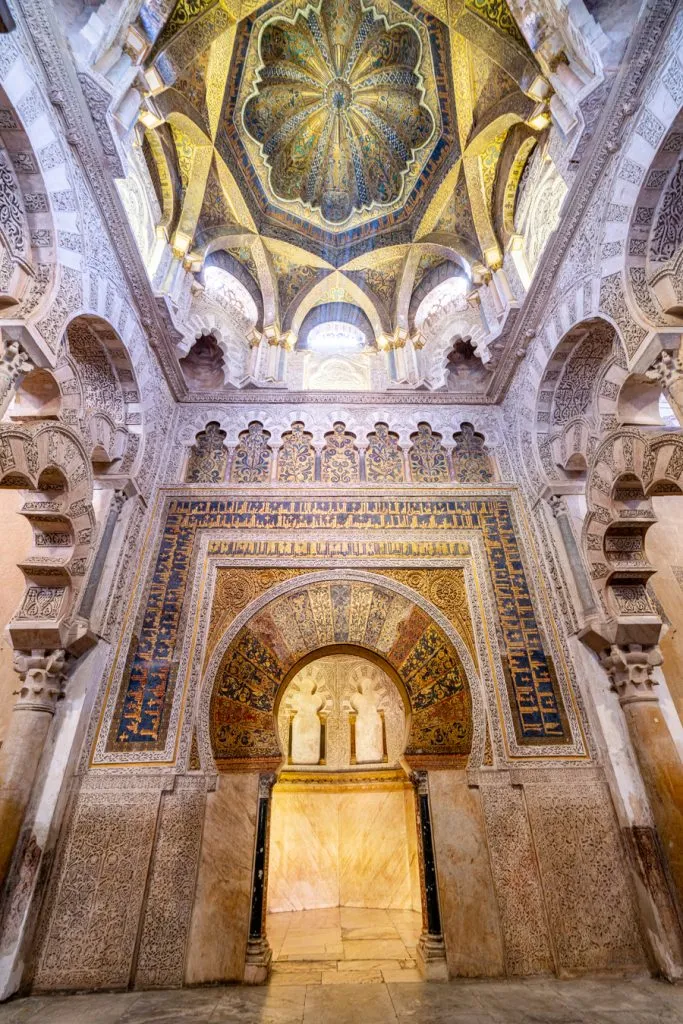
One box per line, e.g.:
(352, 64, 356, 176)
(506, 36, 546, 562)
(242, 0, 435, 226)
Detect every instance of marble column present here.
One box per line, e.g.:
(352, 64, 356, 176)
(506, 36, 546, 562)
(244, 772, 276, 984)
(547, 495, 597, 618)
(647, 350, 683, 425)
(411, 771, 448, 980)
(601, 644, 683, 917)
(0, 649, 66, 887)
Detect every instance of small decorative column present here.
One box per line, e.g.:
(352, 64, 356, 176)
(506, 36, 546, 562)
(547, 495, 597, 619)
(0, 649, 66, 887)
(244, 771, 277, 984)
(647, 350, 683, 425)
(601, 644, 683, 913)
(410, 770, 448, 980)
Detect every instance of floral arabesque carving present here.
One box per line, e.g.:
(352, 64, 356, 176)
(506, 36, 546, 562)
(452, 422, 494, 483)
(186, 421, 228, 483)
(230, 421, 271, 483)
(277, 422, 315, 483)
(365, 423, 404, 483)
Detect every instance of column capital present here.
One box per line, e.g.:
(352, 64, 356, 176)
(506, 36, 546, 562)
(600, 643, 663, 706)
(547, 494, 569, 519)
(409, 769, 429, 795)
(646, 350, 683, 390)
(258, 772, 277, 799)
(12, 649, 67, 713)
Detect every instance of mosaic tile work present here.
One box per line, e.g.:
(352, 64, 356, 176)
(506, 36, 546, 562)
(106, 498, 570, 754)
(210, 578, 471, 767)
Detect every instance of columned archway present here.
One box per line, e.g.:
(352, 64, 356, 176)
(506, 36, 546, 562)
(195, 572, 480, 984)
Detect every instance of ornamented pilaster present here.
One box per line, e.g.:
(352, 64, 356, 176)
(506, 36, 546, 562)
(547, 494, 597, 621)
(410, 770, 448, 981)
(0, 649, 67, 886)
(244, 772, 277, 984)
(600, 643, 683, 918)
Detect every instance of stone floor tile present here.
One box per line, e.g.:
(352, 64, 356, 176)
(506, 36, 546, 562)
(341, 926, 398, 941)
(269, 973, 322, 987)
(544, 977, 673, 1014)
(279, 946, 345, 962)
(337, 960, 401, 972)
(0, 997, 52, 1024)
(272, 962, 337, 974)
(343, 939, 409, 960)
(209, 985, 307, 1023)
(303, 982, 398, 1024)
(380, 968, 423, 984)
(387, 980, 493, 1015)
(30, 992, 143, 1024)
(321, 969, 383, 985)
(119, 988, 222, 1024)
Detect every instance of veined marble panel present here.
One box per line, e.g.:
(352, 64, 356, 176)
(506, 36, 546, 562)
(268, 782, 420, 914)
(185, 773, 259, 984)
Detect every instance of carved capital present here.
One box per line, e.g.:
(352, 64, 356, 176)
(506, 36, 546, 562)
(258, 772, 277, 799)
(547, 494, 568, 519)
(600, 643, 663, 706)
(12, 648, 67, 713)
(409, 769, 429, 795)
(0, 340, 32, 400)
(646, 350, 683, 391)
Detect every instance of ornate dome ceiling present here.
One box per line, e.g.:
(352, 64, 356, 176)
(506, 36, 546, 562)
(125, 0, 568, 393)
(241, 0, 437, 227)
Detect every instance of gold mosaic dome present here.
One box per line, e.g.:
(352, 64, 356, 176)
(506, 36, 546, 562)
(242, 0, 435, 225)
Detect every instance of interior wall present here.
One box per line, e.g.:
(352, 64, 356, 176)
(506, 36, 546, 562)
(0, 489, 32, 745)
(268, 781, 421, 913)
(646, 495, 683, 725)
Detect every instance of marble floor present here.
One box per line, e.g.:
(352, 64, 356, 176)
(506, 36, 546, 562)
(267, 906, 423, 984)
(1, 976, 682, 1024)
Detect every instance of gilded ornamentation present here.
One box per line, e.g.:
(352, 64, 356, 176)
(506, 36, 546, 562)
(408, 423, 449, 482)
(210, 578, 472, 766)
(242, 0, 435, 225)
(365, 423, 404, 482)
(321, 422, 360, 483)
(231, 421, 272, 483)
(452, 422, 495, 482)
(186, 421, 228, 483)
(277, 422, 315, 482)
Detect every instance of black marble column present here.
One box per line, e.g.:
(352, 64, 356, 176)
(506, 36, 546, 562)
(411, 770, 449, 980)
(244, 772, 276, 983)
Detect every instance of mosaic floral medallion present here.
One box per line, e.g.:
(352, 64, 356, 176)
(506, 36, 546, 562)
(242, 0, 435, 224)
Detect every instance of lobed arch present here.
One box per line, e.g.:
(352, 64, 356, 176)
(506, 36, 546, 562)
(55, 314, 143, 477)
(583, 428, 683, 633)
(0, 421, 96, 652)
(533, 317, 628, 483)
(596, 25, 683, 361)
(625, 111, 683, 326)
(198, 572, 485, 774)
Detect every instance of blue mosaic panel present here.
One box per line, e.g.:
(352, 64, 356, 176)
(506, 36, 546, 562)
(107, 498, 570, 752)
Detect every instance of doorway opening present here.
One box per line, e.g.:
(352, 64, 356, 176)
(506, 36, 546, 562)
(266, 653, 422, 984)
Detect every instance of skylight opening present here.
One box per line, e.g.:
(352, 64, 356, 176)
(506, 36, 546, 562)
(306, 321, 366, 353)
